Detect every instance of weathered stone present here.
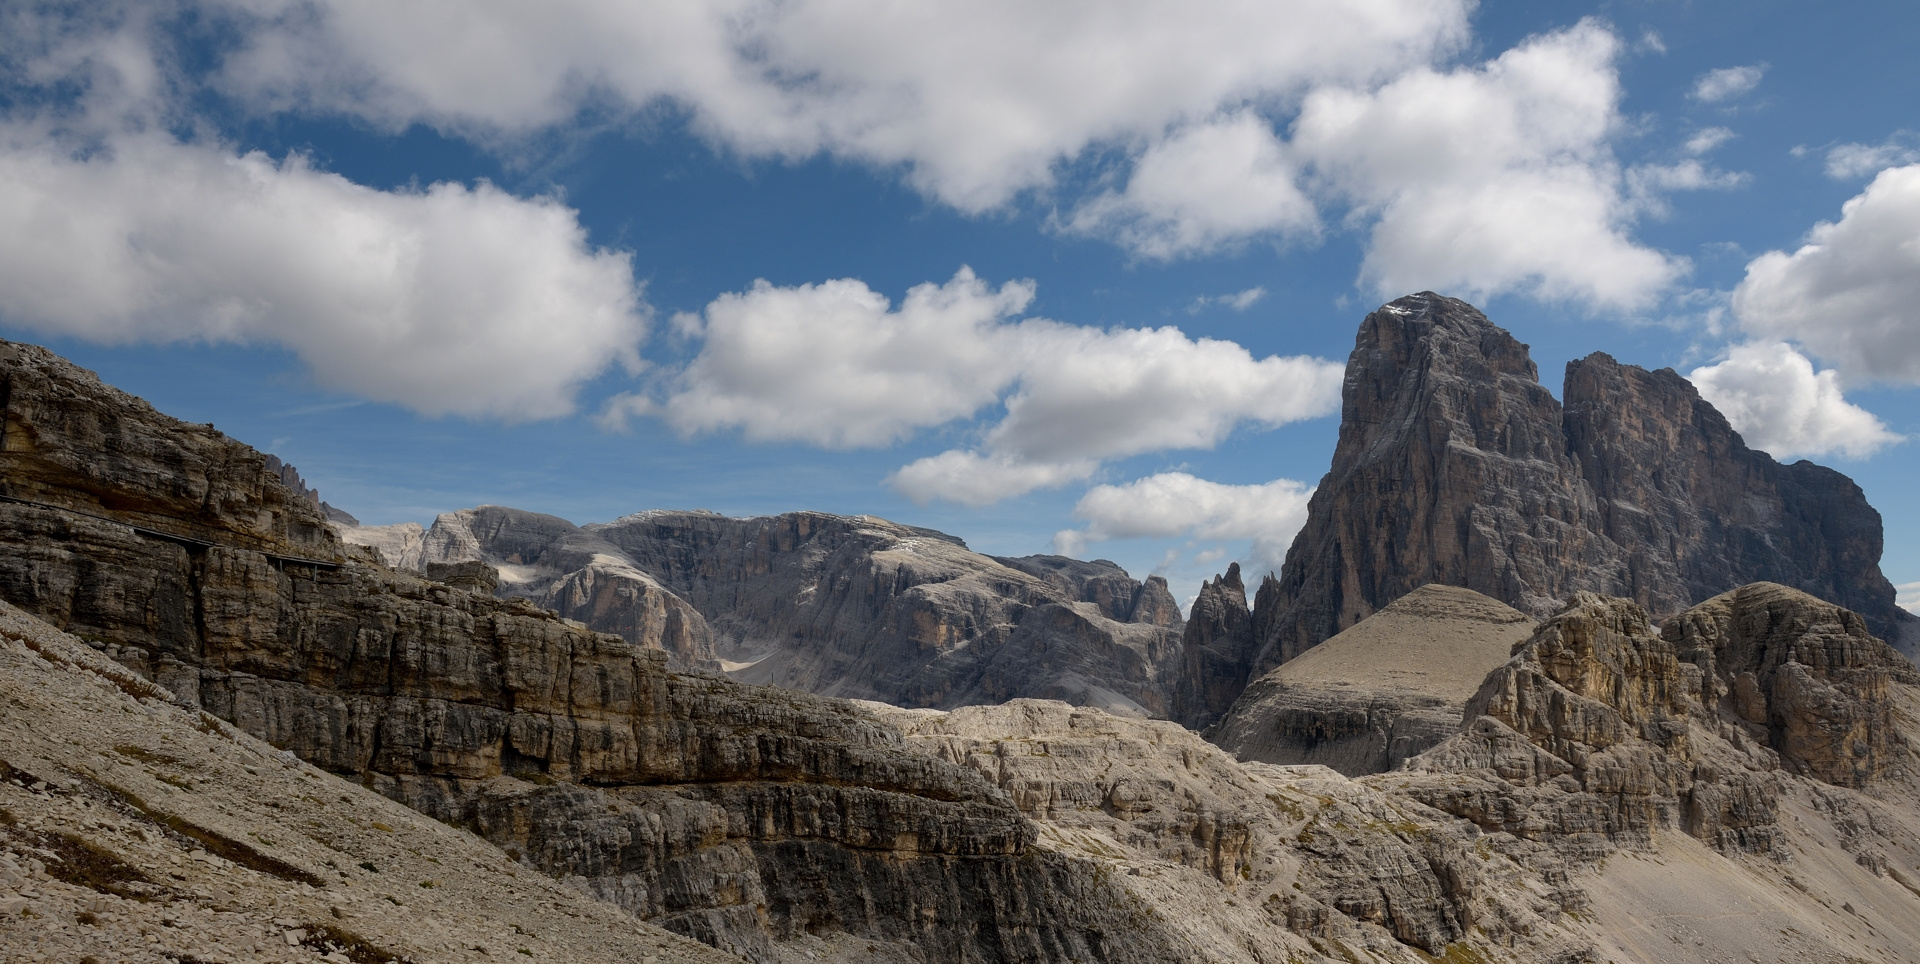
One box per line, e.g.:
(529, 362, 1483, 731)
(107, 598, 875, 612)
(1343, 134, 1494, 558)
(1211, 585, 1536, 775)
(1661, 582, 1920, 788)
(1193, 293, 1910, 726)
(425, 507, 1190, 717)
(1401, 587, 1907, 858)
(346, 505, 721, 672)
(1173, 563, 1254, 728)
(13, 333, 1920, 964)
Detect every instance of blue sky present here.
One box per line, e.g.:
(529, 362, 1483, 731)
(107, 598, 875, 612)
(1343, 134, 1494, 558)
(3, 0, 1918, 608)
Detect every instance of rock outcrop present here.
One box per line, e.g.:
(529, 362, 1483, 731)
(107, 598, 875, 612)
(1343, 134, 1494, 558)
(0, 337, 1160, 963)
(1185, 292, 1908, 726)
(378, 506, 1187, 717)
(1211, 585, 1536, 775)
(866, 699, 1598, 962)
(0, 599, 738, 964)
(1173, 563, 1257, 728)
(263, 452, 359, 525)
(1403, 583, 1919, 858)
(365, 505, 722, 672)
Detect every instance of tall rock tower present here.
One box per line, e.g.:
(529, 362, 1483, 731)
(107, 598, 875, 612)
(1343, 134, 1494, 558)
(1179, 292, 1908, 728)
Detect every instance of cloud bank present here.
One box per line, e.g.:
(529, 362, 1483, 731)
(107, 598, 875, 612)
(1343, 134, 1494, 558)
(211, 4, 1711, 314)
(1733, 165, 1920, 384)
(1052, 473, 1313, 576)
(608, 269, 1344, 504)
(0, 134, 644, 419)
(1689, 342, 1900, 460)
(221, 0, 1472, 212)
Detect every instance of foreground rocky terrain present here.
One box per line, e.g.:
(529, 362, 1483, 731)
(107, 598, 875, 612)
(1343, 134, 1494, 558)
(0, 601, 738, 964)
(338, 504, 1186, 717)
(1179, 292, 1910, 729)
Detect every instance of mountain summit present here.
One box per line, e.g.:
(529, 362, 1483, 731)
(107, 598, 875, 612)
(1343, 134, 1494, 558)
(1182, 292, 1908, 728)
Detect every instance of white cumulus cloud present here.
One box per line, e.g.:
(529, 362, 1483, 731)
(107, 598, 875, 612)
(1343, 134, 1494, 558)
(220, 0, 1471, 213)
(1290, 21, 1685, 311)
(37, 4, 1702, 320)
(1690, 65, 1764, 103)
(1064, 113, 1318, 258)
(1824, 133, 1920, 180)
(0, 133, 644, 419)
(1689, 342, 1900, 460)
(889, 452, 1099, 508)
(632, 268, 1344, 504)
(644, 268, 1033, 447)
(1732, 164, 1920, 384)
(984, 325, 1343, 463)
(1052, 472, 1313, 574)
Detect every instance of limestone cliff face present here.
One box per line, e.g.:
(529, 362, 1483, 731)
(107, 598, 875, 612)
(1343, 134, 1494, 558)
(1562, 357, 1902, 645)
(1405, 583, 1918, 858)
(1173, 563, 1254, 728)
(379, 505, 722, 672)
(1192, 292, 1908, 727)
(463, 508, 1187, 717)
(0, 340, 343, 563)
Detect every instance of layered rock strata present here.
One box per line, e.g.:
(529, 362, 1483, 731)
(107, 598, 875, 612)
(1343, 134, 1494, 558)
(1211, 585, 1536, 775)
(0, 338, 1158, 963)
(1187, 292, 1907, 727)
(1402, 583, 1919, 857)
(0, 599, 738, 964)
(371, 505, 1187, 717)
(369, 505, 722, 672)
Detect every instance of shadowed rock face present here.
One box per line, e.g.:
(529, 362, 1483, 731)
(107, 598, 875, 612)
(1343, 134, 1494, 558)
(1173, 563, 1255, 728)
(1185, 292, 1908, 727)
(392, 507, 1188, 718)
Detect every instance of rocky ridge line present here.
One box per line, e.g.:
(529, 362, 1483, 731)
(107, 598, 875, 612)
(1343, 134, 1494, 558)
(341, 504, 1186, 717)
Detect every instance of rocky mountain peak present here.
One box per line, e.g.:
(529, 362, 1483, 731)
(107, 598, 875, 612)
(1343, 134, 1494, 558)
(1179, 294, 1910, 729)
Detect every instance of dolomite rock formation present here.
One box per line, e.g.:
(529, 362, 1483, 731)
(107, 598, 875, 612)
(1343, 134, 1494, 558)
(1211, 585, 1536, 775)
(1402, 583, 1919, 858)
(0, 600, 739, 964)
(1186, 292, 1907, 727)
(864, 699, 1600, 963)
(1173, 563, 1256, 728)
(367, 505, 722, 672)
(384, 505, 1187, 717)
(0, 337, 1150, 962)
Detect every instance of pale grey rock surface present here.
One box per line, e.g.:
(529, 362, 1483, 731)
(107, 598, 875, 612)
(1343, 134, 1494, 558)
(0, 598, 739, 964)
(1211, 584, 1536, 775)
